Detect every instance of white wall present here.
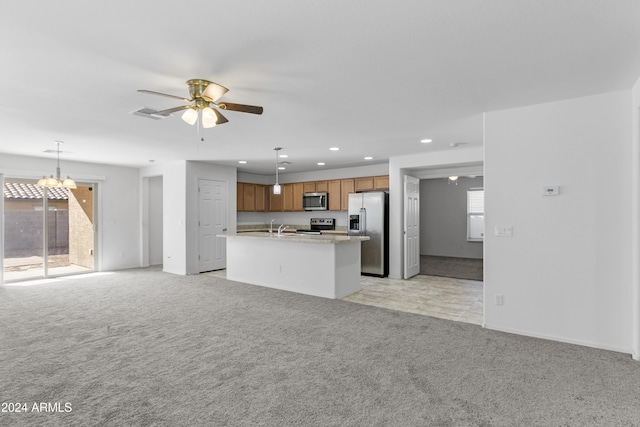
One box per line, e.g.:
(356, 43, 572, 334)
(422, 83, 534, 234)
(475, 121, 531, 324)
(388, 147, 484, 279)
(420, 176, 484, 259)
(484, 90, 632, 353)
(0, 153, 141, 278)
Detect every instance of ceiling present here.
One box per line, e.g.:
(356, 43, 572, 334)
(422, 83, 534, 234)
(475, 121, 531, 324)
(1, 1, 639, 175)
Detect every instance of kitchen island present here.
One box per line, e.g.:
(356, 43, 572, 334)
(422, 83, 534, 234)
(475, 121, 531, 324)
(218, 232, 370, 299)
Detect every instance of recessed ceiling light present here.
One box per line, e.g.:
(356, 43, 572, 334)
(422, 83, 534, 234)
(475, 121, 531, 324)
(238, 160, 247, 164)
(364, 156, 373, 160)
(317, 162, 325, 166)
(420, 138, 433, 143)
(329, 147, 339, 151)
(278, 166, 286, 170)
(279, 154, 288, 158)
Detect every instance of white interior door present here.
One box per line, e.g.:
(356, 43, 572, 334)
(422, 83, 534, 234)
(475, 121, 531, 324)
(198, 179, 227, 272)
(404, 175, 420, 278)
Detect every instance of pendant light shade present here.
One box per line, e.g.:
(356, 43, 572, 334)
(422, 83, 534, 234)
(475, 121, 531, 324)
(201, 107, 217, 128)
(273, 147, 282, 194)
(181, 108, 198, 125)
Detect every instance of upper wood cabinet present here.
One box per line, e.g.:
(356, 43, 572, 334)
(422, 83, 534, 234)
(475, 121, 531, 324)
(237, 182, 244, 211)
(328, 180, 341, 211)
(315, 181, 328, 192)
(355, 177, 374, 192)
(282, 184, 294, 212)
(237, 175, 388, 212)
(341, 179, 355, 211)
(269, 188, 283, 212)
(255, 184, 267, 212)
(303, 182, 316, 193)
(374, 175, 389, 190)
(243, 183, 256, 211)
(292, 183, 304, 211)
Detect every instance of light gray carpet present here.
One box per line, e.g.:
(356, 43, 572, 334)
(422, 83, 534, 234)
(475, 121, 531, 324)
(421, 255, 483, 281)
(1, 267, 639, 426)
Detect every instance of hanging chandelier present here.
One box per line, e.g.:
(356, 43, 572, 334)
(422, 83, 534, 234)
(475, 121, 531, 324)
(36, 141, 77, 189)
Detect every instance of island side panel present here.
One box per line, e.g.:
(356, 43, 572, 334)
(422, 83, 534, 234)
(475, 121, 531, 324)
(226, 237, 360, 299)
(333, 242, 362, 298)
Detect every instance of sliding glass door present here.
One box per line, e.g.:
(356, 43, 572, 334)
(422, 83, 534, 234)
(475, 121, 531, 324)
(3, 179, 94, 282)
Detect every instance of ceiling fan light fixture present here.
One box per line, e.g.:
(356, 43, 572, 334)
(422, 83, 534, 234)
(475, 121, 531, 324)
(202, 107, 217, 128)
(181, 108, 198, 125)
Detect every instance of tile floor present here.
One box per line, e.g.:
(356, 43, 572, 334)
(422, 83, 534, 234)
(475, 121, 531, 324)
(207, 269, 484, 326)
(344, 274, 484, 325)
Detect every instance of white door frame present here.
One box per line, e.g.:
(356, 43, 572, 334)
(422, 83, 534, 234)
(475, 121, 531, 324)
(403, 175, 420, 279)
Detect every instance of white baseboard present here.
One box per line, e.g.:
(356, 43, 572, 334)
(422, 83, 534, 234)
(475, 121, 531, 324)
(483, 323, 632, 357)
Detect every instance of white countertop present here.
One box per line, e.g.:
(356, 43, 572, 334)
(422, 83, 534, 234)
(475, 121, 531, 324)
(218, 232, 369, 244)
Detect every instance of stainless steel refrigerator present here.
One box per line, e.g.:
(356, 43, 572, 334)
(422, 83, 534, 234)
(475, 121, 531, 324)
(348, 191, 388, 277)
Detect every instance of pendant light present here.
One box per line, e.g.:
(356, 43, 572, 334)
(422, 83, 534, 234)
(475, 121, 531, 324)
(37, 141, 77, 189)
(273, 147, 282, 195)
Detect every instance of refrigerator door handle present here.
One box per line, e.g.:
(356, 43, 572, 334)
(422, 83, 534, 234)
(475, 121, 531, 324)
(360, 207, 366, 236)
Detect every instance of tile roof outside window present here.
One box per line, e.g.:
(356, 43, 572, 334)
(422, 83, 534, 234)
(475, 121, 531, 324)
(3, 182, 68, 200)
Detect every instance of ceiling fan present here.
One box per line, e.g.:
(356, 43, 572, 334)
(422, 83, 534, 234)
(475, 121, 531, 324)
(137, 79, 263, 128)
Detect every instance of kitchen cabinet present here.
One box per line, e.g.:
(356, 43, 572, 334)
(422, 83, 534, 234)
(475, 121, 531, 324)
(328, 180, 341, 211)
(355, 177, 374, 192)
(283, 184, 294, 211)
(374, 175, 389, 190)
(303, 182, 316, 193)
(269, 188, 283, 212)
(243, 183, 256, 211)
(255, 184, 267, 211)
(292, 182, 304, 211)
(315, 181, 328, 192)
(341, 179, 355, 211)
(237, 182, 244, 211)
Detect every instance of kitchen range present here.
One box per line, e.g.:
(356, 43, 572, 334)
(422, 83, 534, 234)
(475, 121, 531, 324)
(296, 218, 336, 235)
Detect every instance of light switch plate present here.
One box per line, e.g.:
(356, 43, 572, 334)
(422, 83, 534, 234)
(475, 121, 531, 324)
(542, 186, 560, 196)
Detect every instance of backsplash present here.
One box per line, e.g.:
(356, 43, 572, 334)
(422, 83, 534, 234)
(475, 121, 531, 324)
(237, 211, 349, 227)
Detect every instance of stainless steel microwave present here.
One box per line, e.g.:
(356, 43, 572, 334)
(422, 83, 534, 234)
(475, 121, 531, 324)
(303, 192, 328, 211)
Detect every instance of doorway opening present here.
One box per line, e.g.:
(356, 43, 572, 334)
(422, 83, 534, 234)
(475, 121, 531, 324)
(3, 179, 95, 282)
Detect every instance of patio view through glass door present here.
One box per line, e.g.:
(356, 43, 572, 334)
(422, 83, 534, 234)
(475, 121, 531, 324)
(3, 179, 94, 282)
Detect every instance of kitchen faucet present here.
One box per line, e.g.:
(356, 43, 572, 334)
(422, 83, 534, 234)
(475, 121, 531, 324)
(277, 224, 288, 236)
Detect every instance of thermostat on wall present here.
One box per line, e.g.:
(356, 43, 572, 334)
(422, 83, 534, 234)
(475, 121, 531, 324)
(542, 186, 560, 196)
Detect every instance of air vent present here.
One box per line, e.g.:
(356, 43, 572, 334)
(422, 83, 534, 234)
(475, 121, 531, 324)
(131, 107, 172, 120)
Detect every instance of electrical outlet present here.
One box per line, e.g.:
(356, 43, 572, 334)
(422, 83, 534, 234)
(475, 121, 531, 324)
(495, 294, 504, 305)
(494, 226, 513, 237)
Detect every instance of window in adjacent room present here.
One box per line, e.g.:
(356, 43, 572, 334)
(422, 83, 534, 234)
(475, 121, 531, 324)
(467, 188, 484, 242)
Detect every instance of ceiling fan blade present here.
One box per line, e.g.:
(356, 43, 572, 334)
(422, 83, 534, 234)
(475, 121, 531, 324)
(137, 89, 191, 102)
(202, 82, 229, 102)
(155, 105, 191, 115)
(213, 109, 229, 124)
(218, 102, 264, 115)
